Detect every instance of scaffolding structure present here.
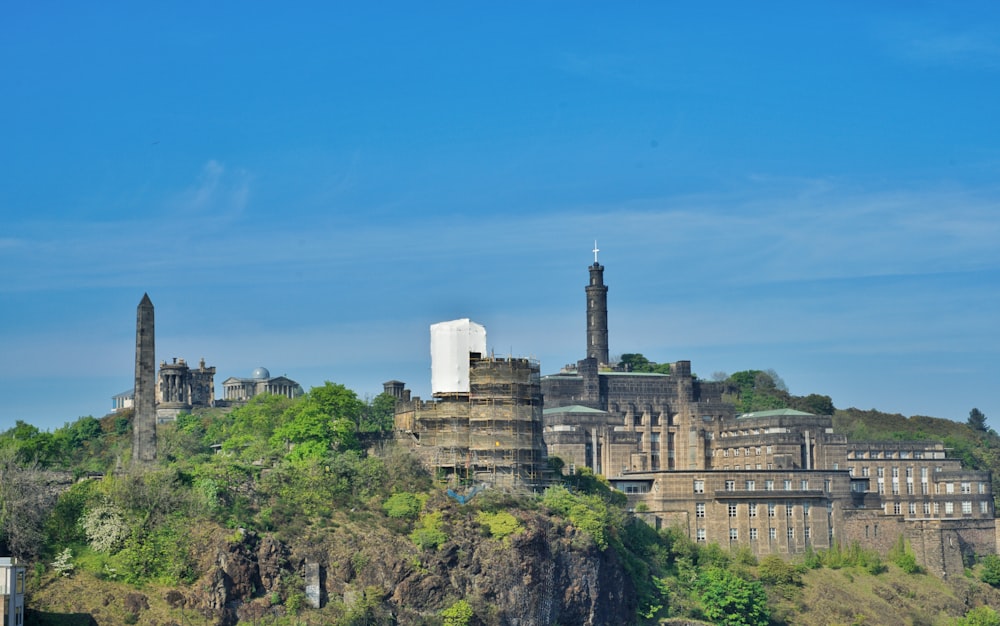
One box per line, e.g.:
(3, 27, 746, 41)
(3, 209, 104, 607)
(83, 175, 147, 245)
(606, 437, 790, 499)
(395, 354, 548, 490)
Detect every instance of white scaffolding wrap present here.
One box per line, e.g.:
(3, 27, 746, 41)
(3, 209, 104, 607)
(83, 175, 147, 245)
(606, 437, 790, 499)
(430, 319, 487, 395)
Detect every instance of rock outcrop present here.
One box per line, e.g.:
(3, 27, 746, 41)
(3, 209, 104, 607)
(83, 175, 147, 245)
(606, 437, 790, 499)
(178, 507, 635, 625)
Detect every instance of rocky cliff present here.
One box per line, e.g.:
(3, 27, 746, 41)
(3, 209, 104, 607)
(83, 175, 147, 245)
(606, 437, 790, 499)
(173, 504, 635, 625)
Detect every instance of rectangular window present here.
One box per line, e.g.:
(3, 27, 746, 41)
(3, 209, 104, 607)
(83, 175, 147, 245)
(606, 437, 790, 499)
(962, 501, 973, 514)
(921, 467, 928, 479)
(765, 480, 774, 491)
(769, 527, 777, 540)
(862, 467, 869, 477)
(800, 480, 809, 490)
(786, 503, 794, 517)
(893, 502, 902, 515)
(696, 503, 705, 518)
(982, 501, 990, 514)
(694, 480, 704, 494)
(730, 528, 738, 541)
(909, 502, 917, 515)
(980, 482, 987, 494)
(804, 527, 811, 539)
(768, 503, 776, 518)
(696, 528, 706, 542)
(803, 502, 811, 516)
(946, 482, 955, 494)
(961, 482, 972, 494)
(725, 480, 736, 491)
(933, 502, 940, 515)
(924, 502, 931, 515)
(784, 480, 792, 491)
(767, 446, 773, 454)
(905, 467, 913, 478)
(729, 504, 738, 517)
(787, 527, 795, 539)
(748, 503, 758, 518)
(945, 502, 954, 515)
(877, 467, 884, 477)
(892, 467, 899, 477)
(745, 480, 755, 491)
(750, 528, 758, 540)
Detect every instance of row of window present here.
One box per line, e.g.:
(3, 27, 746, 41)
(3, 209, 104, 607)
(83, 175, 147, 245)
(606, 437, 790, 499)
(852, 468, 984, 492)
(847, 449, 944, 460)
(697, 501, 827, 518)
(717, 446, 770, 457)
(695, 527, 823, 542)
(695, 479, 814, 492)
(887, 500, 990, 516)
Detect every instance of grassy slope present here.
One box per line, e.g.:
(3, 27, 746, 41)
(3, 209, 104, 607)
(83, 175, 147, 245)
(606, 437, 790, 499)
(770, 563, 1000, 626)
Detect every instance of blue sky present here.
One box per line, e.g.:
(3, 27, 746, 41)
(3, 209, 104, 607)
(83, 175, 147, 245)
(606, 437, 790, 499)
(2, 2, 999, 431)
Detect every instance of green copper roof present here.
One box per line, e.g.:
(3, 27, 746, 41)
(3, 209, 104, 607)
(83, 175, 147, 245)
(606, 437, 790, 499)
(738, 408, 817, 418)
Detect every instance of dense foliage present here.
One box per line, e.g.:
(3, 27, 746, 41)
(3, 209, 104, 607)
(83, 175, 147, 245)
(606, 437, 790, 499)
(3, 377, 1000, 624)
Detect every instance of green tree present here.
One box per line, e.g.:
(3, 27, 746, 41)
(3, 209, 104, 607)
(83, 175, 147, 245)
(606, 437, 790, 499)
(382, 492, 424, 520)
(0, 447, 55, 558)
(441, 599, 474, 626)
(969, 408, 988, 432)
(980, 554, 1000, 587)
(618, 353, 652, 372)
(362, 392, 398, 432)
(957, 605, 1000, 626)
(696, 566, 769, 626)
(792, 393, 835, 416)
(308, 381, 365, 427)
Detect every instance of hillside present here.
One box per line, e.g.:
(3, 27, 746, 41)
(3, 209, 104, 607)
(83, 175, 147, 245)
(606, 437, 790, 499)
(4, 379, 1000, 625)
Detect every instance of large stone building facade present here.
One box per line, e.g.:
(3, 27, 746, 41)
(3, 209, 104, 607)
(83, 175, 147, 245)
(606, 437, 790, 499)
(541, 257, 996, 575)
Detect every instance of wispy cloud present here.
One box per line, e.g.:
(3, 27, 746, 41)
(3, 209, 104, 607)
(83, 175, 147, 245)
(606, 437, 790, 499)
(166, 159, 252, 218)
(879, 22, 1000, 70)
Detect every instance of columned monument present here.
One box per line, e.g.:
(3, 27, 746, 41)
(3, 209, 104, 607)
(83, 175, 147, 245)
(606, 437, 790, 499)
(585, 241, 609, 365)
(133, 293, 157, 463)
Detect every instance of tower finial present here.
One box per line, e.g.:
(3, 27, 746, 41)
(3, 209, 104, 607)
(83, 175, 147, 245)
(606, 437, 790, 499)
(593, 240, 600, 264)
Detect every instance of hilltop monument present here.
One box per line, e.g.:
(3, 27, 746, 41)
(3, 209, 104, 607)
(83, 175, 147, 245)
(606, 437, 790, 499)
(132, 293, 157, 463)
(585, 241, 609, 365)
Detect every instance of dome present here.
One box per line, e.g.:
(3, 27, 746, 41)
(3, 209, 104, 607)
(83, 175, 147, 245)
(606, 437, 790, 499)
(251, 366, 271, 380)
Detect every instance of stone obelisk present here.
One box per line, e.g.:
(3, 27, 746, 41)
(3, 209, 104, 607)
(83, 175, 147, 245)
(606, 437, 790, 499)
(133, 293, 157, 463)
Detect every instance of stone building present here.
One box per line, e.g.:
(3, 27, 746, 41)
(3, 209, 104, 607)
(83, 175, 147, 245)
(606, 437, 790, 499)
(156, 357, 216, 421)
(1, 557, 25, 626)
(543, 255, 996, 575)
(394, 319, 548, 489)
(221, 367, 303, 403)
(111, 389, 134, 412)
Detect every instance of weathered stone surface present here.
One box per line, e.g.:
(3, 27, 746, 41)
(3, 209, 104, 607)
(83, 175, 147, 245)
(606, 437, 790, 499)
(123, 592, 149, 614)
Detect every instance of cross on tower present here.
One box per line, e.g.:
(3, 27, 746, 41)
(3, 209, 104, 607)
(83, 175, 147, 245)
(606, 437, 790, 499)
(593, 240, 600, 264)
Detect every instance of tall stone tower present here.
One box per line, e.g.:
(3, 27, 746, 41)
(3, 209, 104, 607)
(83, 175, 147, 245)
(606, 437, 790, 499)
(586, 244, 609, 365)
(133, 293, 157, 463)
